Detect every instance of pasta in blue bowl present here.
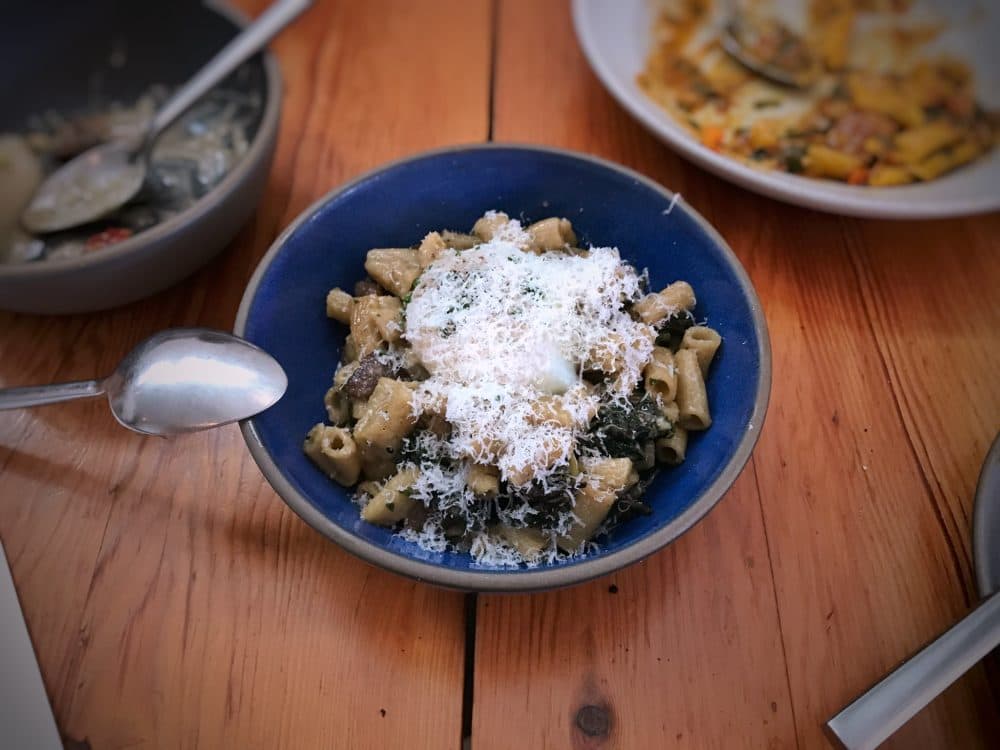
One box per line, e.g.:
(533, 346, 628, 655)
(236, 144, 770, 591)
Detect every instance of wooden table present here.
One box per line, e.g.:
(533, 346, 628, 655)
(2, 1, 998, 747)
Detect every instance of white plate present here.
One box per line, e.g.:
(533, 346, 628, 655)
(572, 0, 1000, 218)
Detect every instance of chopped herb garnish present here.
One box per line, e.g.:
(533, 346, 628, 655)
(655, 311, 695, 350)
(579, 391, 671, 463)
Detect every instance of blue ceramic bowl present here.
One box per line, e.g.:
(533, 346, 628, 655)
(236, 145, 770, 591)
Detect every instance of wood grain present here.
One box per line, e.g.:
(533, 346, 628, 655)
(473, 471, 798, 749)
(732, 202, 1000, 748)
(474, 2, 797, 748)
(476, 1, 1000, 749)
(2, 1, 998, 748)
(0, 0, 491, 747)
(844, 215, 1000, 595)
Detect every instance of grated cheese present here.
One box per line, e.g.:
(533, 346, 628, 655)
(403, 222, 655, 494)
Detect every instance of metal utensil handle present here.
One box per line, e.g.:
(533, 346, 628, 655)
(826, 590, 1000, 750)
(0, 380, 105, 410)
(144, 0, 311, 146)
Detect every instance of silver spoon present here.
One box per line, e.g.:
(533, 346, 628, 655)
(720, 4, 820, 89)
(20, 0, 311, 234)
(826, 436, 1000, 750)
(0, 328, 287, 435)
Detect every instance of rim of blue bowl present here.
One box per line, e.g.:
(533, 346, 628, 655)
(0, 0, 282, 279)
(235, 143, 772, 592)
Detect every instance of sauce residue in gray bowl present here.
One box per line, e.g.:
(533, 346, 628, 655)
(0, 64, 263, 265)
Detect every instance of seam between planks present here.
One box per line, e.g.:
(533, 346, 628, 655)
(487, 0, 499, 143)
(838, 218, 974, 607)
(750, 456, 803, 750)
(461, 593, 479, 749)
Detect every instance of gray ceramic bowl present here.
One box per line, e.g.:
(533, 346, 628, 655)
(0, 0, 280, 315)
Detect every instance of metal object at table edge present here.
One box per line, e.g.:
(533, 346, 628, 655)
(0, 328, 287, 435)
(825, 432, 1000, 750)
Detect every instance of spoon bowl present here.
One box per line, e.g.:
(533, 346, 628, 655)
(0, 328, 287, 436)
(21, 141, 145, 234)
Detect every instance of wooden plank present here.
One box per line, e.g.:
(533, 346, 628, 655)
(730, 202, 1000, 747)
(474, 2, 798, 748)
(479, 0, 1000, 748)
(0, 0, 491, 746)
(474, 471, 798, 749)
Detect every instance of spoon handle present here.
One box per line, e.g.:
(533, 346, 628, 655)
(0, 380, 105, 410)
(826, 589, 1000, 749)
(144, 0, 312, 147)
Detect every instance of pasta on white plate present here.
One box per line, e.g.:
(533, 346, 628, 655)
(304, 211, 722, 567)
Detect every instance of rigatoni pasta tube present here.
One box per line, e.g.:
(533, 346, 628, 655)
(643, 346, 677, 404)
(351, 398, 368, 422)
(355, 378, 416, 448)
(303, 424, 361, 486)
(632, 281, 696, 324)
(558, 458, 633, 551)
(440, 230, 478, 249)
(527, 217, 576, 250)
(324, 361, 359, 425)
(526, 392, 597, 430)
(364, 248, 421, 297)
(350, 295, 403, 356)
(505, 433, 570, 487)
(585, 333, 626, 375)
(472, 211, 510, 241)
(325, 287, 354, 324)
(680, 326, 721, 376)
(334, 361, 359, 388)
(467, 463, 500, 497)
(323, 386, 350, 425)
(660, 281, 696, 312)
(893, 121, 961, 164)
(804, 145, 863, 180)
(361, 467, 419, 525)
(674, 348, 712, 430)
(342, 334, 358, 363)
(355, 378, 417, 478)
(417, 231, 447, 268)
(493, 525, 548, 560)
(869, 164, 913, 187)
(656, 427, 688, 466)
